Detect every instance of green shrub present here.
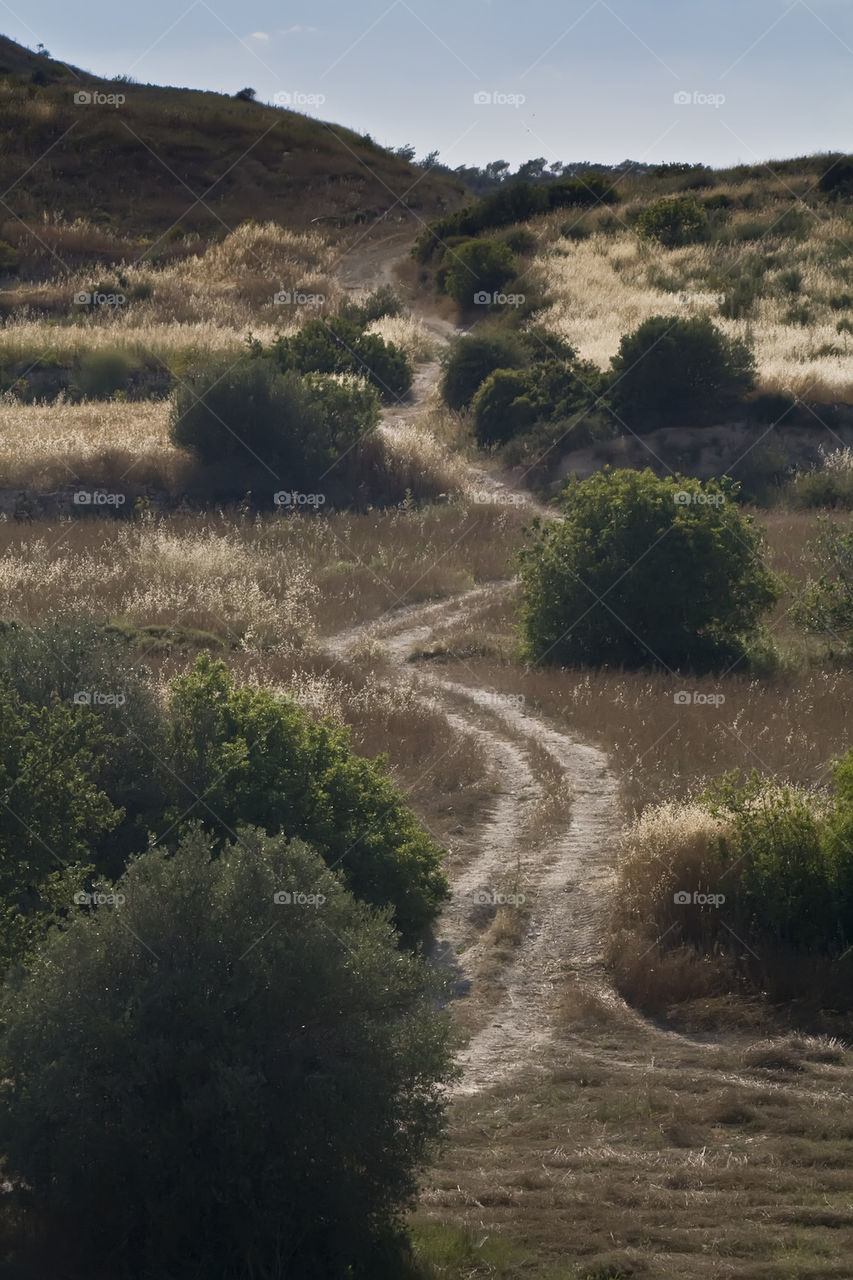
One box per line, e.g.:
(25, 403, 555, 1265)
(170, 358, 378, 493)
(300, 371, 381, 448)
(162, 655, 448, 943)
(0, 616, 164, 876)
(470, 356, 604, 448)
(441, 238, 517, 307)
(609, 315, 755, 427)
(822, 750, 853, 939)
(0, 825, 453, 1280)
(470, 368, 536, 445)
(268, 318, 413, 401)
(636, 195, 708, 247)
(413, 174, 619, 261)
(819, 155, 853, 197)
(338, 284, 402, 327)
(0, 679, 121, 970)
(703, 772, 836, 950)
(0, 239, 20, 272)
(519, 468, 780, 671)
(0, 625, 447, 960)
(440, 331, 528, 410)
(74, 347, 140, 399)
(499, 226, 537, 255)
(793, 517, 853, 647)
(789, 467, 853, 510)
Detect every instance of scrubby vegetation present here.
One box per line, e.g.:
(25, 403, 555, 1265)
(518, 468, 779, 671)
(0, 826, 453, 1279)
(610, 762, 853, 1018)
(6, 37, 853, 1273)
(0, 621, 447, 969)
(609, 314, 755, 427)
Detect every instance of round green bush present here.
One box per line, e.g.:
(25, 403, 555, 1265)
(819, 155, 853, 197)
(636, 195, 708, 247)
(0, 826, 454, 1279)
(440, 331, 527, 410)
(519, 468, 780, 671)
(162, 655, 448, 944)
(170, 358, 378, 492)
(609, 314, 755, 427)
(441, 238, 517, 307)
(470, 368, 536, 446)
(282, 318, 412, 401)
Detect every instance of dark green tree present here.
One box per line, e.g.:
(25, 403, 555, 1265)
(519, 468, 780, 670)
(0, 826, 454, 1279)
(162, 655, 448, 943)
(609, 314, 754, 427)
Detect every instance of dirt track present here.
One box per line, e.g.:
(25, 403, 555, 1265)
(324, 243, 623, 1090)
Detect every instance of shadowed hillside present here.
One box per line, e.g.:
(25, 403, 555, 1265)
(0, 36, 462, 254)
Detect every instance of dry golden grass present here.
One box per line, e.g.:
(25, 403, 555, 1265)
(0, 502, 527, 643)
(533, 206, 853, 403)
(0, 396, 185, 488)
(417, 1026, 853, 1277)
(0, 316, 267, 370)
(365, 314, 438, 362)
(0, 382, 472, 499)
(0, 223, 349, 370)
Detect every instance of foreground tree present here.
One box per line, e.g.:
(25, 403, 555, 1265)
(0, 827, 454, 1279)
(163, 655, 448, 945)
(519, 468, 780, 671)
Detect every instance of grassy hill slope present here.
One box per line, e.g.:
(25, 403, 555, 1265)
(0, 36, 462, 251)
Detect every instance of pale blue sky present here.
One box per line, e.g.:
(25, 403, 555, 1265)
(8, 0, 853, 168)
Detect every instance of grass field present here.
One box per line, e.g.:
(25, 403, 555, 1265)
(527, 170, 853, 405)
(3, 109, 853, 1274)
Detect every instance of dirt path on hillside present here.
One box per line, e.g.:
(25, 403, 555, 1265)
(322, 237, 622, 1091)
(327, 589, 621, 1095)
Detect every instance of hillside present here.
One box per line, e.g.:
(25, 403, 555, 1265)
(0, 36, 462, 254)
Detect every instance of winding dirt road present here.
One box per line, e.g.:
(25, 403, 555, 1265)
(323, 241, 624, 1093)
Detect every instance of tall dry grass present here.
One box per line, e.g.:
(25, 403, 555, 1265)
(533, 208, 853, 403)
(0, 396, 184, 488)
(0, 502, 527, 640)
(0, 223, 347, 368)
